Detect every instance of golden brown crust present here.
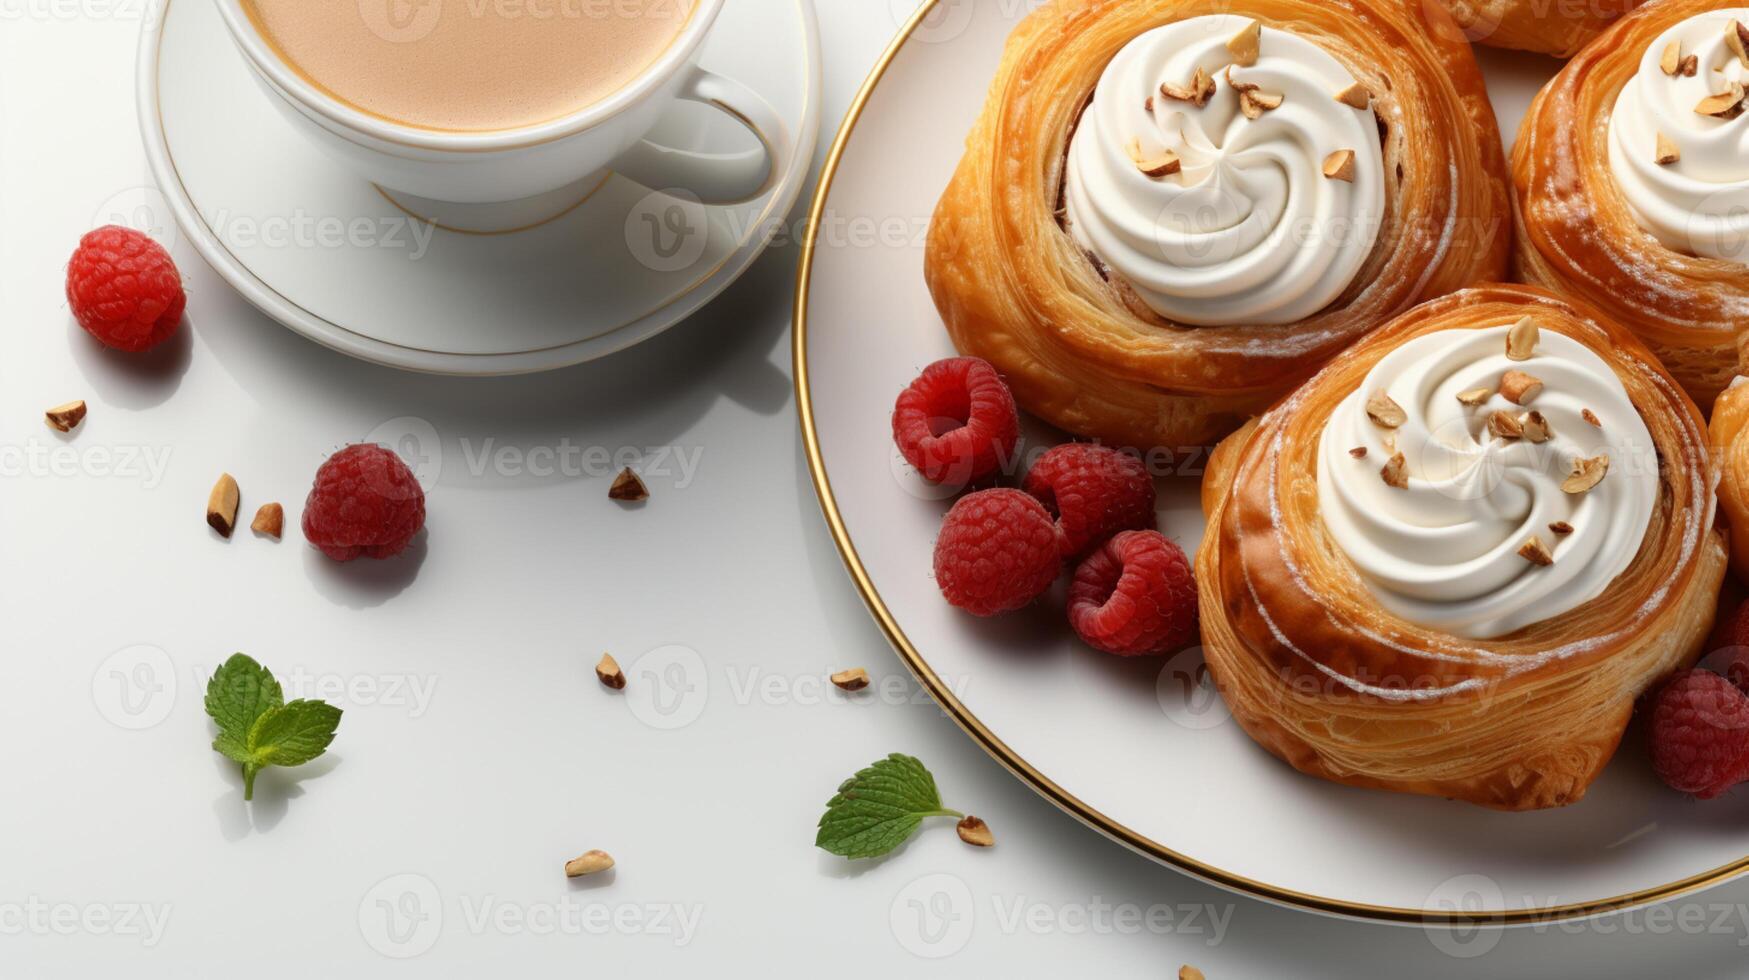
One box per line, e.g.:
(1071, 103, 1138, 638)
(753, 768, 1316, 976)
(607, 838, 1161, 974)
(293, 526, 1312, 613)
(1196, 284, 1726, 810)
(924, 0, 1511, 452)
(1710, 378, 1749, 579)
(1512, 0, 1749, 409)
(1434, 0, 1643, 58)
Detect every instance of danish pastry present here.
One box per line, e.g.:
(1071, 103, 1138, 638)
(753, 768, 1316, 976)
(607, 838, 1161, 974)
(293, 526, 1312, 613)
(1196, 284, 1726, 810)
(924, 0, 1511, 452)
(1513, 1, 1749, 407)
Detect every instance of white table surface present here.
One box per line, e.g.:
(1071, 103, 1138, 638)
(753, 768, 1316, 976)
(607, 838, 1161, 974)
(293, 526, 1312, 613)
(4, 2, 1749, 977)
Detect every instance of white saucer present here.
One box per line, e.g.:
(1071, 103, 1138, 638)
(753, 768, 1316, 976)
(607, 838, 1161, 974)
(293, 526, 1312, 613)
(798, 0, 1749, 923)
(136, 0, 820, 375)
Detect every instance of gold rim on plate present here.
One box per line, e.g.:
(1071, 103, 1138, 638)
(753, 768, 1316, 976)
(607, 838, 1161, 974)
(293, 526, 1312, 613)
(789, 0, 1749, 925)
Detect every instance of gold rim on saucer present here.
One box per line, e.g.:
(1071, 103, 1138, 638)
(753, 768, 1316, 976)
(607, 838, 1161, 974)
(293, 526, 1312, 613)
(140, 0, 818, 372)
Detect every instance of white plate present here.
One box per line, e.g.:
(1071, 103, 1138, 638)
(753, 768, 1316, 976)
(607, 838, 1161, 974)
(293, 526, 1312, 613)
(796, 0, 1749, 923)
(135, 0, 820, 375)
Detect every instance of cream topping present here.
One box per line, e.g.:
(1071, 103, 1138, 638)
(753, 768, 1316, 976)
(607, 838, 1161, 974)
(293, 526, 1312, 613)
(1316, 325, 1658, 639)
(1063, 15, 1385, 325)
(1608, 9, 1749, 262)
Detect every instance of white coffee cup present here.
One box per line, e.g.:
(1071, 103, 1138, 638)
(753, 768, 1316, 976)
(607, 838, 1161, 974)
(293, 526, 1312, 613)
(215, 0, 786, 231)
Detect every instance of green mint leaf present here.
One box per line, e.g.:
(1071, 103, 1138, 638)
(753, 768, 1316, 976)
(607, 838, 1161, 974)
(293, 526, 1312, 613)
(212, 732, 253, 766)
(203, 656, 340, 801)
(204, 653, 283, 742)
(815, 754, 962, 859)
(246, 700, 342, 769)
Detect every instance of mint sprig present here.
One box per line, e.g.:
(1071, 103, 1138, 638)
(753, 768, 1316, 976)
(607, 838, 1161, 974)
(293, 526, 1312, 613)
(205, 654, 342, 801)
(815, 754, 964, 859)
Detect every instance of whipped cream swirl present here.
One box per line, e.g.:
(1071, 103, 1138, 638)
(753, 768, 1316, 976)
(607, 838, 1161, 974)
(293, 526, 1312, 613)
(1316, 326, 1657, 639)
(1609, 9, 1749, 262)
(1063, 15, 1385, 325)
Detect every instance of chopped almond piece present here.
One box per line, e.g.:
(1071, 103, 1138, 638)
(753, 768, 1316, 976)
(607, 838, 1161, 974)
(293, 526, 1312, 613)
(596, 653, 627, 690)
(1228, 20, 1261, 66)
(1380, 452, 1408, 488)
(1582, 408, 1602, 427)
(1136, 149, 1182, 179)
(1323, 149, 1357, 182)
(1562, 454, 1609, 494)
(1520, 411, 1551, 443)
(1487, 410, 1523, 440)
(1695, 82, 1745, 118)
(1334, 82, 1370, 109)
(956, 815, 995, 847)
(1549, 520, 1574, 535)
(250, 502, 284, 539)
(1180, 969, 1206, 980)
(44, 399, 86, 433)
(830, 667, 870, 692)
(1162, 67, 1216, 107)
(1190, 66, 1215, 105)
(1681, 54, 1699, 76)
(207, 474, 240, 539)
(1366, 391, 1406, 428)
(1519, 536, 1554, 566)
(1729, 20, 1749, 67)
(1656, 132, 1680, 165)
(1348, 446, 1368, 459)
(1651, 133, 1679, 165)
(1500, 370, 1543, 405)
(564, 850, 614, 877)
(1661, 40, 1682, 75)
(609, 468, 649, 502)
(1456, 387, 1492, 406)
(1506, 317, 1539, 360)
(1238, 88, 1283, 119)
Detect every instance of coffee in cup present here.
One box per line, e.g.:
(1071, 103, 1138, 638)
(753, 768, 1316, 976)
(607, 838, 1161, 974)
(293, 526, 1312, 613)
(240, 0, 697, 132)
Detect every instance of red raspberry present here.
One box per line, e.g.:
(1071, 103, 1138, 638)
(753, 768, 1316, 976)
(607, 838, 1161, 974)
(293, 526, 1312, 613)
(302, 444, 426, 562)
(1067, 531, 1198, 656)
(893, 357, 1019, 488)
(65, 226, 186, 352)
(1649, 670, 1749, 798)
(933, 489, 1063, 616)
(1023, 443, 1156, 558)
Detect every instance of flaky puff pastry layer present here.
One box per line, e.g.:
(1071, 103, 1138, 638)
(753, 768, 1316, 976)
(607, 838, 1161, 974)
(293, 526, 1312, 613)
(1709, 377, 1749, 580)
(924, 0, 1510, 453)
(1513, 0, 1749, 409)
(1436, 0, 1642, 58)
(1197, 284, 1725, 811)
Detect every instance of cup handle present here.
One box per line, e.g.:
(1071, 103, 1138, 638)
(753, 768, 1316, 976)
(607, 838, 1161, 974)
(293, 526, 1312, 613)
(608, 65, 788, 206)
